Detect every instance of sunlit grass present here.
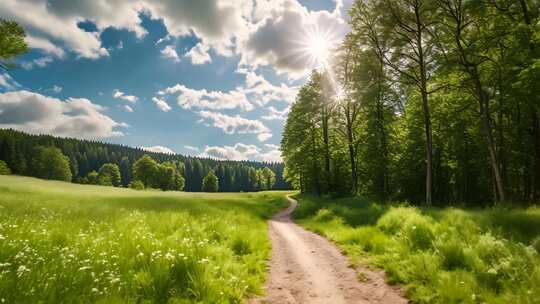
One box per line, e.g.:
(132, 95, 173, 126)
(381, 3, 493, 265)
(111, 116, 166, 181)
(0, 175, 291, 303)
(294, 195, 540, 303)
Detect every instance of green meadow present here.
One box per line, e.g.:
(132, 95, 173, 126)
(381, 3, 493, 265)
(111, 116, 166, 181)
(294, 195, 540, 304)
(0, 175, 290, 303)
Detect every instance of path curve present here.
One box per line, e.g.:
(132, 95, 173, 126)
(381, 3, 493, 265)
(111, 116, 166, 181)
(251, 196, 407, 304)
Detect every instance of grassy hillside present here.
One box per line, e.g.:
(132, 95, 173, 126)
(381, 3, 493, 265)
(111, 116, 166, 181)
(0, 175, 290, 303)
(294, 195, 540, 303)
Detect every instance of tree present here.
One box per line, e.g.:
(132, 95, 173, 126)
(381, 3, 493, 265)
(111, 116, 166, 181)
(0, 160, 11, 175)
(128, 180, 145, 190)
(260, 167, 276, 190)
(98, 163, 121, 187)
(0, 19, 28, 70)
(132, 155, 158, 188)
(202, 170, 219, 192)
(85, 171, 99, 185)
(32, 146, 72, 182)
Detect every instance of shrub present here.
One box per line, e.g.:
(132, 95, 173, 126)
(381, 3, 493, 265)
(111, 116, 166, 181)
(377, 207, 435, 250)
(313, 208, 336, 222)
(129, 180, 145, 190)
(0, 160, 11, 175)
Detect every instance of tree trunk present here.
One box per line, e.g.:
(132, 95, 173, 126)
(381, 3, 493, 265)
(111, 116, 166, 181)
(322, 107, 331, 192)
(346, 112, 358, 194)
(415, 5, 433, 206)
(476, 81, 507, 202)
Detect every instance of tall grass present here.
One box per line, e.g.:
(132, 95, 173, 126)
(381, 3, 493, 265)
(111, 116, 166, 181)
(294, 195, 540, 303)
(0, 175, 289, 303)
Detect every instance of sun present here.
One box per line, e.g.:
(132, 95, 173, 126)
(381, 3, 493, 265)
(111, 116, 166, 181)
(298, 27, 335, 70)
(309, 33, 331, 67)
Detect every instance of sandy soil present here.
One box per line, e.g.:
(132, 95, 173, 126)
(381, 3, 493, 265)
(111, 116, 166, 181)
(250, 196, 408, 304)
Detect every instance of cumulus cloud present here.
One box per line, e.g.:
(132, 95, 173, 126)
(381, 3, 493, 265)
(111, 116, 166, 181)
(262, 105, 290, 120)
(21, 56, 54, 70)
(0, 74, 21, 91)
(0, 0, 110, 59)
(50, 85, 63, 93)
(197, 110, 272, 141)
(238, 68, 297, 105)
(152, 97, 172, 112)
(141, 145, 176, 154)
(186, 43, 212, 65)
(0, 90, 126, 139)
(113, 90, 138, 103)
(158, 84, 253, 111)
(1, 0, 350, 79)
(200, 142, 282, 162)
(240, 0, 348, 77)
(160, 45, 180, 63)
(25, 35, 65, 58)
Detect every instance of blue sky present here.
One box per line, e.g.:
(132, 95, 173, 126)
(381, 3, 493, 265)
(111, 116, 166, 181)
(0, 0, 350, 162)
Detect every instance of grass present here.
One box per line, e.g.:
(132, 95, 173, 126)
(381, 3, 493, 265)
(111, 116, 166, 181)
(0, 175, 291, 303)
(293, 195, 540, 303)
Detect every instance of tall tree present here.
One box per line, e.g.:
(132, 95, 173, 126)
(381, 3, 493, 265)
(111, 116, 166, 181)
(32, 146, 72, 182)
(202, 170, 219, 192)
(132, 155, 158, 188)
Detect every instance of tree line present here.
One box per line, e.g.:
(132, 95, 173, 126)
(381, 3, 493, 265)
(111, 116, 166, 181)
(0, 129, 288, 192)
(282, 0, 540, 206)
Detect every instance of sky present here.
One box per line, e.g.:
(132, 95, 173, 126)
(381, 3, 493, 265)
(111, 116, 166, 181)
(0, 0, 351, 162)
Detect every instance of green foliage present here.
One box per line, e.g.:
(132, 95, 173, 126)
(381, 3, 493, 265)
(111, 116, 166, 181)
(0, 19, 28, 70)
(128, 179, 145, 190)
(31, 146, 72, 182)
(0, 160, 11, 175)
(85, 170, 99, 185)
(97, 163, 121, 187)
(0, 175, 290, 303)
(132, 155, 158, 188)
(294, 195, 540, 303)
(202, 170, 219, 192)
(282, 0, 540, 206)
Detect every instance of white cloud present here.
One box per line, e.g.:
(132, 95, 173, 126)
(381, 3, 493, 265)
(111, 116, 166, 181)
(113, 90, 138, 103)
(0, 0, 110, 59)
(257, 132, 273, 141)
(0, 90, 126, 139)
(1, 0, 350, 79)
(141, 145, 176, 154)
(240, 0, 348, 77)
(186, 43, 212, 65)
(160, 45, 180, 63)
(122, 104, 134, 112)
(52, 85, 63, 93)
(200, 142, 282, 162)
(25, 35, 65, 58)
(238, 68, 297, 105)
(262, 105, 289, 120)
(159, 84, 253, 111)
(197, 110, 272, 141)
(0, 74, 21, 91)
(152, 97, 172, 112)
(21, 56, 54, 70)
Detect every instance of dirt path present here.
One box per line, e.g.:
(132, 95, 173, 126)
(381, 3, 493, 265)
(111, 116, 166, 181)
(251, 196, 407, 304)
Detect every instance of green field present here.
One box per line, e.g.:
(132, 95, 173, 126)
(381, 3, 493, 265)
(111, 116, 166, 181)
(0, 175, 290, 303)
(294, 195, 540, 303)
